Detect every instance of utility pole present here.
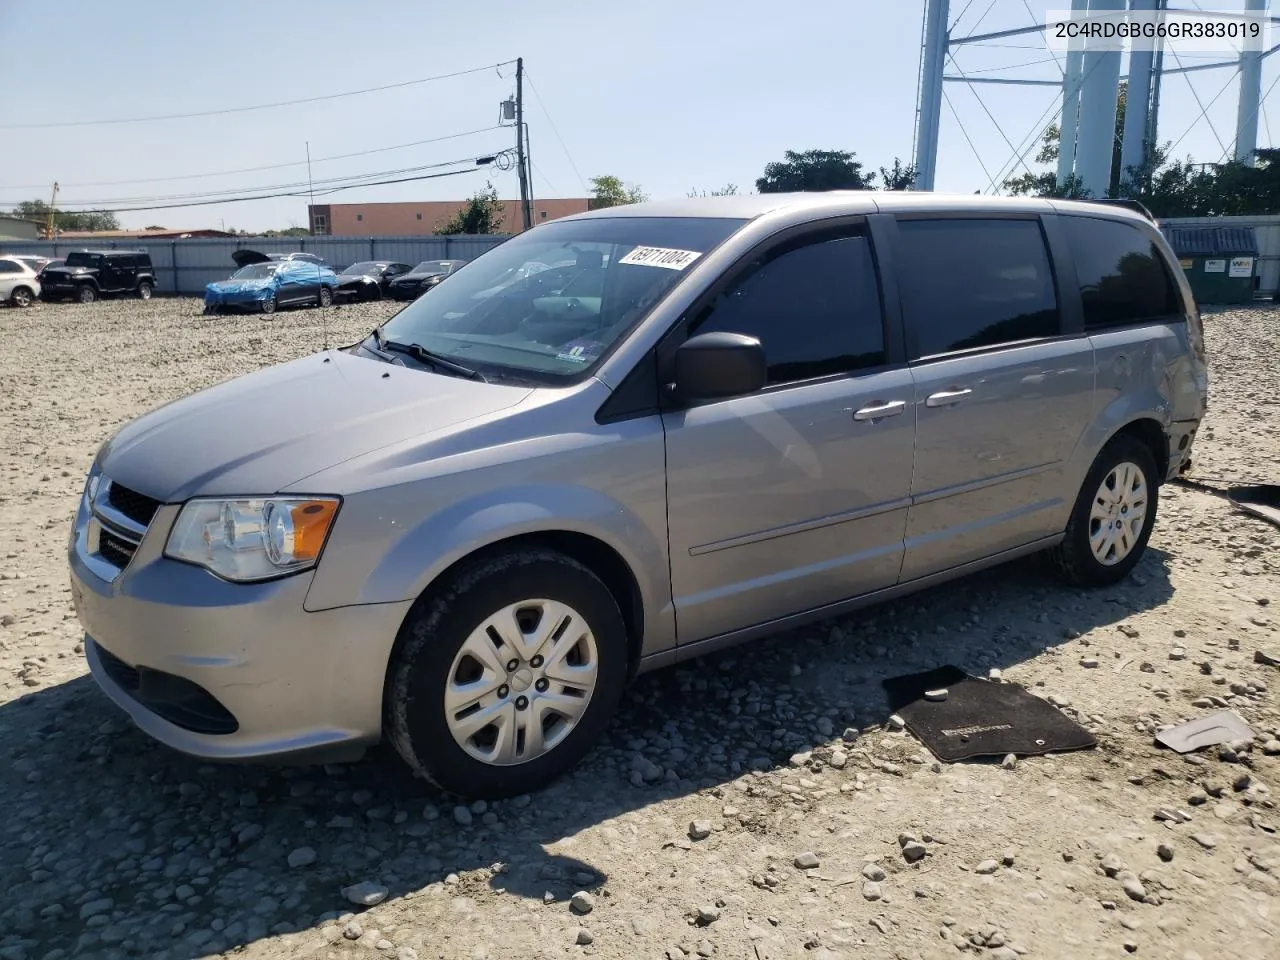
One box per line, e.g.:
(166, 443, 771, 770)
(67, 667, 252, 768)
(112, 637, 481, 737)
(305, 141, 316, 235)
(516, 57, 532, 230)
(45, 182, 59, 240)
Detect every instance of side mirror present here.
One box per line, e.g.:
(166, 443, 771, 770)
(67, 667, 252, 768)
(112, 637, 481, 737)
(673, 332, 766, 403)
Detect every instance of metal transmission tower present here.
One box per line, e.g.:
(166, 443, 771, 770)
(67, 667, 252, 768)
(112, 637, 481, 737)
(912, 1, 1275, 194)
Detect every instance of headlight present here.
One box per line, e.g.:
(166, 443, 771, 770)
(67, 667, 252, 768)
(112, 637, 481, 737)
(164, 497, 340, 582)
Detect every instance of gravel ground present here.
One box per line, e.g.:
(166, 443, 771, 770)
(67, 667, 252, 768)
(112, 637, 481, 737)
(0, 296, 1277, 960)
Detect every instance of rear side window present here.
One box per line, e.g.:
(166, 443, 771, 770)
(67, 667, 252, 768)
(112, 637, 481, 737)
(896, 219, 1060, 359)
(0, 260, 19, 274)
(1062, 216, 1181, 329)
(689, 231, 886, 384)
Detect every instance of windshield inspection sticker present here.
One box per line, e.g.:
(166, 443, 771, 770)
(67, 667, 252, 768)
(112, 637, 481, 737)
(555, 340, 604, 365)
(618, 246, 703, 270)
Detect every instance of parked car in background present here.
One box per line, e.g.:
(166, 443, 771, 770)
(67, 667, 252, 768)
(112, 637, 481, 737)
(66, 194, 1207, 800)
(9, 254, 54, 273)
(37, 259, 65, 283)
(40, 250, 156, 303)
(204, 257, 338, 315)
(334, 261, 413, 302)
(387, 259, 468, 301)
(232, 250, 329, 269)
(0, 257, 41, 307)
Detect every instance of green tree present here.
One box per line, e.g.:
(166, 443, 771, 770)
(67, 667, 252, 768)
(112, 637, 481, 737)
(756, 149, 876, 192)
(877, 158, 918, 191)
(262, 227, 311, 238)
(688, 184, 740, 197)
(10, 199, 120, 233)
(437, 182, 505, 235)
(589, 175, 647, 208)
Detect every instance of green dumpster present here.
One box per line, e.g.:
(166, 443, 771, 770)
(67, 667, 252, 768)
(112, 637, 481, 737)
(1162, 225, 1259, 305)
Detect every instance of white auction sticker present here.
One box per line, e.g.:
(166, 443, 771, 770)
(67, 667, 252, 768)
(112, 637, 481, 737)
(618, 246, 703, 270)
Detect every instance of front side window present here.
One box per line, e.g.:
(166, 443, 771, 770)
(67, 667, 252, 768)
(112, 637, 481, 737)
(897, 218, 1060, 360)
(1062, 216, 1181, 329)
(376, 216, 745, 383)
(688, 231, 886, 384)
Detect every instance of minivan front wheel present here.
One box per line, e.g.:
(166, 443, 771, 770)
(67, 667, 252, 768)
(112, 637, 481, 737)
(1053, 434, 1159, 587)
(386, 549, 628, 798)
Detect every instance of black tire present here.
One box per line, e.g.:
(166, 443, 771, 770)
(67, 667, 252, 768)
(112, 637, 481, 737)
(9, 286, 33, 308)
(261, 296, 277, 315)
(1052, 434, 1159, 588)
(137, 281, 153, 300)
(77, 284, 97, 304)
(318, 286, 332, 308)
(386, 549, 629, 798)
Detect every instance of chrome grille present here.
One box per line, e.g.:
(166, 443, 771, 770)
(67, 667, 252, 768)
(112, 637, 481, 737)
(87, 479, 155, 576)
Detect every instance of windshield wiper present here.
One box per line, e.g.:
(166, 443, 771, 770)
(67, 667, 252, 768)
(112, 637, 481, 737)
(381, 338, 486, 381)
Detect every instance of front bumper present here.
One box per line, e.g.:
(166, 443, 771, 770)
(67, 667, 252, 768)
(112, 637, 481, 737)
(388, 285, 422, 301)
(69, 489, 411, 763)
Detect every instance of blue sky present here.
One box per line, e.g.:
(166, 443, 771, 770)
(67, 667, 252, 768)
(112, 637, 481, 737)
(0, 0, 1269, 232)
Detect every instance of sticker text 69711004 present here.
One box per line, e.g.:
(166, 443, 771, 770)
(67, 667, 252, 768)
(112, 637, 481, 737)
(618, 246, 703, 271)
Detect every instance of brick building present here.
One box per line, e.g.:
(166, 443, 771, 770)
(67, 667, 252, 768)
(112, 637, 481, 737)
(307, 198, 590, 236)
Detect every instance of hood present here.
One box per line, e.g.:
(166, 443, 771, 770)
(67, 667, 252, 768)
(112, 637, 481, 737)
(394, 271, 441, 284)
(338, 272, 378, 284)
(231, 249, 275, 267)
(207, 277, 273, 294)
(44, 265, 89, 275)
(97, 351, 534, 500)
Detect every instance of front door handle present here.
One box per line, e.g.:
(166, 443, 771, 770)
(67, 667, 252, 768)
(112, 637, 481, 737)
(852, 400, 907, 422)
(925, 388, 973, 408)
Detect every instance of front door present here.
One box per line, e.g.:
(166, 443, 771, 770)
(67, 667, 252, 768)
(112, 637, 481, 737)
(890, 216, 1096, 582)
(663, 226, 916, 643)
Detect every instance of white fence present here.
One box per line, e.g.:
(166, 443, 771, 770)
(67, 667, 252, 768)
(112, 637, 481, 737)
(7, 217, 1280, 298)
(0, 235, 513, 296)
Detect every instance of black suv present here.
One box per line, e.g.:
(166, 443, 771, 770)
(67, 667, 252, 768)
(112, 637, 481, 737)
(40, 250, 157, 303)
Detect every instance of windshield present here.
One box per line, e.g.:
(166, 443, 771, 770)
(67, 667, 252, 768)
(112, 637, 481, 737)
(231, 263, 278, 279)
(377, 216, 746, 383)
(410, 260, 451, 275)
(340, 262, 380, 276)
(65, 252, 102, 268)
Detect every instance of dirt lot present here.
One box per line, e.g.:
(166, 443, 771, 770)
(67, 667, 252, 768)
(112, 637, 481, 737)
(0, 297, 1277, 960)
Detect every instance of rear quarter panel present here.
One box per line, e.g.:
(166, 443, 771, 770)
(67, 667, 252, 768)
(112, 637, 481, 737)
(1070, 322, 1197, 490)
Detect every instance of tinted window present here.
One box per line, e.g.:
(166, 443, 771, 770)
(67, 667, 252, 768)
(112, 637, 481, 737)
(65, 252, 102, 268)
(0, 260, 19, 274)
(897, 219, 1060, 359)
(689, 232, 885, 384)
(1062, 216, 1181, 329)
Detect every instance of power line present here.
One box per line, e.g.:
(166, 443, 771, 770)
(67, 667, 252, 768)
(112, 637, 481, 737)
(46, 165, 491, 216)
(0, 61, 516, 130)
(964, 56, 1062, 75)
(1220, 69, 1280, 161)
(943, 86, 997, 187)
(0, 154, 502, 208)
(947, 52, 1040, 184)
(0, 126, 506, 191)
(1166, 49, 1237, 155)
(523, 71, 587, 193)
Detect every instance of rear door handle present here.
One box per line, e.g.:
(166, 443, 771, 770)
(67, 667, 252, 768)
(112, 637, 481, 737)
(925, 388, 973, 408)
(852, 400, 907, 422)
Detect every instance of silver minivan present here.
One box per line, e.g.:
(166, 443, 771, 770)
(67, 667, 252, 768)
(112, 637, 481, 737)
(69, 193, 1208, 798)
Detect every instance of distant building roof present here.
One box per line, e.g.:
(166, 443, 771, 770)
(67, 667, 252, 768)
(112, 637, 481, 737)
(54, 228, 237, 240)
(1163, 225, 1259, 257)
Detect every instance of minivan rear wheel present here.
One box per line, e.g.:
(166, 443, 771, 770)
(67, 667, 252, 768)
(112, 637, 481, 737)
(386, 549, 628, 798)
(1053, 434, 1159, 588)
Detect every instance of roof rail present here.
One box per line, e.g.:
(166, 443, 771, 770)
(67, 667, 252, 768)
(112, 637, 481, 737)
(1085, 198, 1156, 222)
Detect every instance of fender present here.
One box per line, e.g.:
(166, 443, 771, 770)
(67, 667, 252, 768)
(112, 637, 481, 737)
(303, 480, 677, 653)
